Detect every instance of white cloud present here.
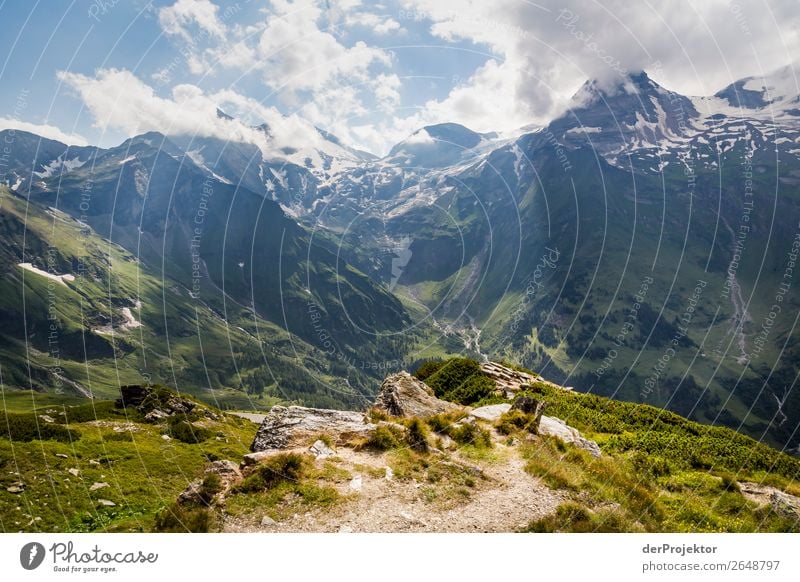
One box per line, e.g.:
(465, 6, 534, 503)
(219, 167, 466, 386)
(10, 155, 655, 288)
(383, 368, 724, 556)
(400, 0, 800, 135)
(257, 1, 390, 93)
(345, 12, 403, 34)
(158, 0, 226, 42)
(57, 68, 335, 156)
(0, 117, 88, 146)
(403, 128, 434, 145)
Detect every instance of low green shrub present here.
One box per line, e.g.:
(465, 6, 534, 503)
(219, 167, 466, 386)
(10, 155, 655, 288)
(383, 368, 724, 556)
(360, 425, 402, 451)
(449, 422, 492, 448)
(406, 418, 430, 453)
(445, 374, 495, 405)
(234, 453, 307, 493)
(496, 410, 539, 435)
(168, 421, 212, 444)
(426, 358, 482, 398)
(527, 502, 633, 533)
(0, 412, 80, 442)
(198, 473, 223, 505)
(413, 359, 445, 381)
(154, 503, 216, 533)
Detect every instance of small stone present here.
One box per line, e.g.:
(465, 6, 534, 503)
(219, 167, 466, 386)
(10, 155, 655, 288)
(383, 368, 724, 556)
(67, 468, 80, 477)
(89, 482, 109, 492)
(6, 485, 24, 494)
(385, 467, 394, 481)
(400, 511, 427, 526)
(260, 516, 277, 526)
(38, 414, 56, 423)
(241, 450, 283, 466)
(338, 525, 353, 533)
(88, 460, 101, 466)
(55, 453, 69, 459)
(97, 499, 116, 507)
(309, 439, 336, 459)
(144, 409, 169, 423)
(349, 475, 363, 491)
(161, 434, 171, 441)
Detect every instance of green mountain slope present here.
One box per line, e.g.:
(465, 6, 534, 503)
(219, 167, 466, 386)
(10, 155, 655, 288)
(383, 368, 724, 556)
(0, 185, 401, 408)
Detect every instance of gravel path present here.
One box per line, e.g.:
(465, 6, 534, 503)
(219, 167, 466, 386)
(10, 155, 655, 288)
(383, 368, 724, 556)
(223, 441, 563, 533)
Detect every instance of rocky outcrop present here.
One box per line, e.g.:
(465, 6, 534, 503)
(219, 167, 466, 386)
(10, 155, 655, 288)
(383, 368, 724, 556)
(250, 406, 374, 452)
(480, 362, 572, 396)
(740, 482, 800, 519)
(538, 416, 602, 458)
(374, 372, 464, 418)
(116, 384, 218, 422)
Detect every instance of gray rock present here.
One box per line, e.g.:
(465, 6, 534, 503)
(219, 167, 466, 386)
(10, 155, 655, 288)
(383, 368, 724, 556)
(479, 362, 539, 394)
(770, 491, 800, 519)
(241, 450, 283, 467)
(260, 515, 277, 526)
(250, 406, 374, 452)
(144, 409, 169, 422)
(55, 453, 69, 459)
(373, 372, 464, 418)
(67, 468, 80, 477)
(349, 475, 363, 491)
(97, 499, 116, 507)
(470, 403, 511, 421)
(205, 460, 241, 481)
(38, 414, 56, 423)
(6, 484, 24, 494)
(309, 439, 336, 459)
(177, 480, 203, 505)
(538, 416, 602, 457)
(89, 482, 109, 492)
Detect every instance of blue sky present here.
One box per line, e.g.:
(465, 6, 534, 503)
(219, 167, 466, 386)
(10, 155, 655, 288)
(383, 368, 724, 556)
(1, 0, 798, 155)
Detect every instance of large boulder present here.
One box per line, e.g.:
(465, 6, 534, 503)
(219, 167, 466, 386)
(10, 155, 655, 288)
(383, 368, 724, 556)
(538, 416, 602, 458)
(374, 372, 463, 418)
(250, 406, 374, 452)
(470, 403, 511, 421)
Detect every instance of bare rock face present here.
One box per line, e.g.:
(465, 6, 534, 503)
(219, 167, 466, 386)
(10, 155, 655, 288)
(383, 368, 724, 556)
(740, 482, 800, 519)
(480, 362, 571, 396)
(250, 406, 374, 452)
(374, 372, 463, 418)
(538, 416, 602, 458)
(480, 362, 538, 396)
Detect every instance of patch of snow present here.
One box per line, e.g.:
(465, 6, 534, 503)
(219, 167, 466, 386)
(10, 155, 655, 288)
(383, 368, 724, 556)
(34, 155, 86, 179)
(18, 263, 75, 287)
(565, 126, 603, 136)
